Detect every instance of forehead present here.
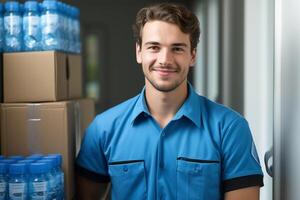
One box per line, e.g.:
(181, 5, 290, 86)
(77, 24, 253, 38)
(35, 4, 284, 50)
(141, 20, 190, 46)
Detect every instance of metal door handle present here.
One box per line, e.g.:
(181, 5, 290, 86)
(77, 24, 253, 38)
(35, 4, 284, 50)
(264, 147, 273, 177)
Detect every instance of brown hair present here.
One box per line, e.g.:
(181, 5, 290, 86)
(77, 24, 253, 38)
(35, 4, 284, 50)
(133, 3, 200, 51)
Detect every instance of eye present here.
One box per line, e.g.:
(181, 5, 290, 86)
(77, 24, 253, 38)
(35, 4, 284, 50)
(147, 45, 160, 51)
(173, 47, 185, 53)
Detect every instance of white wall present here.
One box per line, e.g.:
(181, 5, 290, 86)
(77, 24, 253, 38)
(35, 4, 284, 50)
(195, 0, 274, 199)
(244, 0, 274, 200)
(275, 0, 300, 199)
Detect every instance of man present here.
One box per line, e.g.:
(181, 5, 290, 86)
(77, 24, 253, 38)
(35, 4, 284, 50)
(76, 3, 263, 200)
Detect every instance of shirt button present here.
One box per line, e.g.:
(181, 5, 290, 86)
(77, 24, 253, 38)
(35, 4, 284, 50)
(123, 166, 128, 172)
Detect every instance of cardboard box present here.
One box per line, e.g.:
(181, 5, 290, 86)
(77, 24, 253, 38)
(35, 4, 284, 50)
(1, 99, 95, 199)
(0, 54, 3, 103)
(3, 51, 82, 103)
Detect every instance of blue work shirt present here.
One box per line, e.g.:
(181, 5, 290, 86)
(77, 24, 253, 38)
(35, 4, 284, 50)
(76, 84, 263, 200)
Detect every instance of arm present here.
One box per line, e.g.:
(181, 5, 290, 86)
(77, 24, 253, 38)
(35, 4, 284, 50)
(76, 172, 110, 200)
(224, 186, 260, 200)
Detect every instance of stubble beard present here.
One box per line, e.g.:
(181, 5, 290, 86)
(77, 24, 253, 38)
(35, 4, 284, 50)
(144, 64, 186, 93)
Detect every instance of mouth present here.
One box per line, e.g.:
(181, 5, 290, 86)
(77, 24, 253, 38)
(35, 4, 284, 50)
(152, 67, 178, 76)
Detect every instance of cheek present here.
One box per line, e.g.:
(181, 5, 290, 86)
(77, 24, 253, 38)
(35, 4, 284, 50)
(143, 53, 156, 62)
(142, 53, 157, 66)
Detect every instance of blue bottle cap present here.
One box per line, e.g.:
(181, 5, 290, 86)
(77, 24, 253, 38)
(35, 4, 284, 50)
(37, 159, 55, 169)
(0, 3, 3, 13)
(18, 159, 35, 171)
(8, 155, 24, 161)
(9, 163, 27, 174)
(41, 0, 58, 11)
(42, 156, 58, 168)
(74, 7, 80, 18)
(20, 3, 24, 13)
(5, 1, 20, 12)
(0, 163, 8, 174)
(0, 159, 16, 164)
(24, 1, 39, 12)
(29, 162, 50, 174)
(57, 1, 64, 14)
(18, 159, 35, 164)
(65, 4, 72, 17)
(27, 154, 43, 161)
(46, 154, 62, 167)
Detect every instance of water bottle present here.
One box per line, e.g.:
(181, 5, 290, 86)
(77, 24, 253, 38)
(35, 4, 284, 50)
(70, 6, 77, 53)
(66, 5, 73, 53)
(41, 0, 60, 50)
(58, 1, 66, 52)
(0, 3, 4, 52)
(0, 163, 8, 200)
(44, 154, 64, 200)
(23, 0, 41, 51)
(28, 162, 50, 200)
(1, 159, 16, 165)
(73, 6, 80, 53)
(8, 163, 28, 200)
(8, 156, 24, 161)
(4, 1, 22, 52)
(18, 159, 35, 172)
(37, 159, 57, 199)
(26, 154, 43, 161)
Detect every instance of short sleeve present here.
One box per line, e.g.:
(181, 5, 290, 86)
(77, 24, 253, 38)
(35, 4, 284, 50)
(76, 118, 110, 183)
(221, 117, 263, 192)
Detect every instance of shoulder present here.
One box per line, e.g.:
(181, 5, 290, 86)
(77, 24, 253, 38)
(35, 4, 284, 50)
(197, 95, 250, 139)
(93, 94, 140, 128)
(199, 96, 244, 122)
(81, 94, 141, 148)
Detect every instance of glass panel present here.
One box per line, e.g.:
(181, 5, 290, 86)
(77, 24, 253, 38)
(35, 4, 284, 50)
(85, 34, 100, 100)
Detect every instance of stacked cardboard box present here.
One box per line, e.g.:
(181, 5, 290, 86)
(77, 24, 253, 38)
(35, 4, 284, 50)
(1, 51, 95, 199)
(3, 51, 82, 102)
(0, 54, 3, 102)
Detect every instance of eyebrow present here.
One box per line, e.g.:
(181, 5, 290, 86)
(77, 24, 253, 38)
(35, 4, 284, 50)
(144, 41, 160, 46)
(144, 41, 188, 47)
(172, 43, 188, 47)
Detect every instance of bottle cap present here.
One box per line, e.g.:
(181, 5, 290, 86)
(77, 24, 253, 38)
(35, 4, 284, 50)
(24, 1, 39, 12)
(5, 1, 20, 13)
(9, 163, 27, 175)
(29, 162, 50, 174)
(0, 163, 8, 174)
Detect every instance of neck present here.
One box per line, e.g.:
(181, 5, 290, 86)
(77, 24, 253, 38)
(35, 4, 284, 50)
(145, 81, 188, 128)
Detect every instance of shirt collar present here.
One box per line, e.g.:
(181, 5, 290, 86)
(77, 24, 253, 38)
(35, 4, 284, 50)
(172, 83, 202, 128)
(130, 87, 150, 125)
(130, 83, 202, 128)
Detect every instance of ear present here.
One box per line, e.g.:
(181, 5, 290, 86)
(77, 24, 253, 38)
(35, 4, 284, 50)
(136, 43, 142, 64)
(189, 48, 197, 66)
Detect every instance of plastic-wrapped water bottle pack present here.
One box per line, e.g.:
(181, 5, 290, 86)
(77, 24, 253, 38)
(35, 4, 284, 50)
(0, 154, 65, 200)
(0, 0, 81, 53)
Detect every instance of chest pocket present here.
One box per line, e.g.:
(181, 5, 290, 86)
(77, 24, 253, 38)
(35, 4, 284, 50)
(108, 160, 147, 200)
(176, 157, 220, 200)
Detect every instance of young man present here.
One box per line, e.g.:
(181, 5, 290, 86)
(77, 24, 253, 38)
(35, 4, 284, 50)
(76, 3, 263, 200)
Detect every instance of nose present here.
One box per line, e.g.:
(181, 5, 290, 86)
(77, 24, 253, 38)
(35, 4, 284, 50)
(158, 48, 173, 66)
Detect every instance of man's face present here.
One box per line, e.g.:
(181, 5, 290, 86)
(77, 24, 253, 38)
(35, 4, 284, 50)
(136, 20, 196, 92)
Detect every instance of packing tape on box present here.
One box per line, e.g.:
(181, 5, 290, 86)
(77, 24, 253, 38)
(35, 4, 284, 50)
(27, 103, 42, 154)
(74, 101, 82, 157)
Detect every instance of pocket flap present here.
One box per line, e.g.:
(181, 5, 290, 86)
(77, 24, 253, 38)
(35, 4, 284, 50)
(109, 160, 145, 176)
(177, 158, 219, 175)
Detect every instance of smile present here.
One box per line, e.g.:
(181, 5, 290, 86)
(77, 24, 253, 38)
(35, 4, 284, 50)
(152, 68, 177, 76)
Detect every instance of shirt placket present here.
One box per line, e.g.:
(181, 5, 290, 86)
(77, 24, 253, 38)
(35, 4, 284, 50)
(156, 128, 167, 200)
